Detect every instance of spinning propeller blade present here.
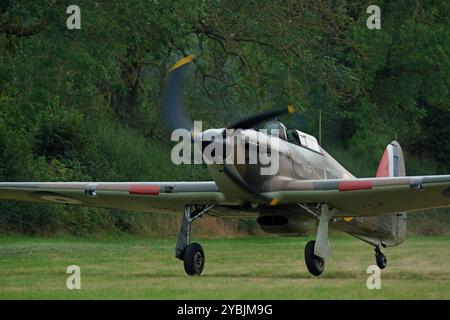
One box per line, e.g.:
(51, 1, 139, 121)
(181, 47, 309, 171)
(228, 105, 295, 130)
(162, 55, 194, 131)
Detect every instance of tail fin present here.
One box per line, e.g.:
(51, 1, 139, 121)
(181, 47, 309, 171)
(376, 141, 405, 177)
(376, 140, 407, 245)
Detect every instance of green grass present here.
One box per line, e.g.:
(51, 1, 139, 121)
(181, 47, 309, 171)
(0, 235, 449, 299)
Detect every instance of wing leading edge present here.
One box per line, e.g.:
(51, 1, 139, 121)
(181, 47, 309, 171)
(265, 175, 450, 217)
(0, 182, 232, 213)
(1, 175, 450, 217)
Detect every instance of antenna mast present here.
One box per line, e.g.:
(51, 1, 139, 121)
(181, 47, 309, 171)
(319, 108, 322, 145)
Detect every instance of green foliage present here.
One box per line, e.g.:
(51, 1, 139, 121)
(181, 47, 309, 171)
(0, 118, 32, 180)
(33, 109, 88, 161)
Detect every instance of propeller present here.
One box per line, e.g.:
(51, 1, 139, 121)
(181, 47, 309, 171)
(162, 55, 194, 132)
(161, 55, 294, 205)
(227, 106, 295, 130)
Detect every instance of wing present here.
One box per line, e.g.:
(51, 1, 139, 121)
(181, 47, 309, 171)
(0, 182, 232, 213)
(266, 175, 450, 216)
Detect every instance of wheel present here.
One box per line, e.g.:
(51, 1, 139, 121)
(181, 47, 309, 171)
(304, 240, 325, 276)
(375, 251, 387, 269)
(183, 242, 205, 276)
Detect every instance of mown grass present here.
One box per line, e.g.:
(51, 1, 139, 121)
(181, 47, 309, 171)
(0, 235, 449, 299)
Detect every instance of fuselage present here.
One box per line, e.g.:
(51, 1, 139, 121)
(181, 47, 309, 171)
(204, 127, 406, 247)
(207, 128, 354, 198)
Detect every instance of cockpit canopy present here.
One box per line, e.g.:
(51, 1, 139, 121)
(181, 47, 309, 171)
(263, 121, 321, 153)
(264, 120, 288, 140)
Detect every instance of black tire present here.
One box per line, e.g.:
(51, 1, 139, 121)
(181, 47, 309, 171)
(304, 240, 325, 276)
(375, 252, 387, 269)
(183, 243, 205, 276)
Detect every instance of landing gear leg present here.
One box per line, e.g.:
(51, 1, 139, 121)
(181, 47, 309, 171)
(374, 245, 387, 269)
(304, 203, 333, 276)
(175, 205, 213, 276)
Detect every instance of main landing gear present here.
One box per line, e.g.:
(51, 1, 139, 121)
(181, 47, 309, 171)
(183, 242, 205, 276)
(304, 240, 325, 276)
(303, 203, 334, 276)
(175, 205, 214, 276)
(302, 203, 390, 276)
(375, 245, 387, 269)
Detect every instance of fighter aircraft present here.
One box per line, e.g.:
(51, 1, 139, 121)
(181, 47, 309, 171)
(1, 56, 449, 276)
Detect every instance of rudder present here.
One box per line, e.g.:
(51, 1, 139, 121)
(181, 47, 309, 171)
(376, 141, 405, 177)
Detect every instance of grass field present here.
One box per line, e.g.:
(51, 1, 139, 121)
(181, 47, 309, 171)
(0, 235, 449, 299)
